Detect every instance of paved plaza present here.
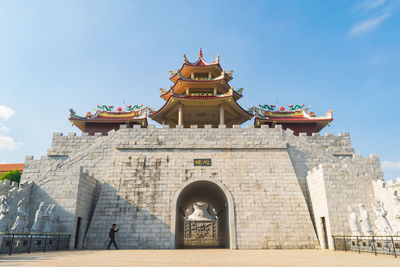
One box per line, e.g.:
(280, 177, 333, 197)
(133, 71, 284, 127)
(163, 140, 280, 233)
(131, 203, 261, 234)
(0, 249, 399, 267)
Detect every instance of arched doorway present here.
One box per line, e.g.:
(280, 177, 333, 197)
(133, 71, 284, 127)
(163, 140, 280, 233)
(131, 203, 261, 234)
(171, 178, 236, 249)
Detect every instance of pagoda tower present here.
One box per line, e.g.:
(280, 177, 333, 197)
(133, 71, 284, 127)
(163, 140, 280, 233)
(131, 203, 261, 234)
(149, 49, 253, 128)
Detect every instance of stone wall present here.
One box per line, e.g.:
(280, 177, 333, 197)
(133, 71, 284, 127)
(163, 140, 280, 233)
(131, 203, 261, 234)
(284, 129, 355, 232)
(18, 124, 386, 250)
(20, 125, 321, 249)
(0, 179, 19, 197)
(307, 154, 383, 249)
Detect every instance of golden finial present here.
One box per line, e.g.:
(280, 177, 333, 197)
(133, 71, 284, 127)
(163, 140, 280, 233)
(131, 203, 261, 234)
(215, 53, 220, 63)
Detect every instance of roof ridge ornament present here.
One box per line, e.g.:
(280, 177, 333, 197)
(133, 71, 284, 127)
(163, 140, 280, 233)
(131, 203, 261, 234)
(183, 54, 188, 63)
(97, 105, 114, 112)
(199, 48, 203, 58)
(214, 53, 220, 63)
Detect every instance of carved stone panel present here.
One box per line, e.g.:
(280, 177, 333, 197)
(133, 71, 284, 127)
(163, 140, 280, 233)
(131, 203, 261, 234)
(184, 220, 218, 247)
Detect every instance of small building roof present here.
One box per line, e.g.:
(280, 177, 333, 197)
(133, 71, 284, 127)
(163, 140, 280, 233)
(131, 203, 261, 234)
(0, 163, 24, 172)
(253, 104, 333, 132)
(69, 105, 149, 132)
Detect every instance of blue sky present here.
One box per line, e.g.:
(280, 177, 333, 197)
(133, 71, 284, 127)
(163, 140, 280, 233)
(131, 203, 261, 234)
(0, 0, 399, 179)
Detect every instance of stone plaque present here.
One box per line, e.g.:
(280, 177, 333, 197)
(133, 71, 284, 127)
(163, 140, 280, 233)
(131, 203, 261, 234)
(194, 159, 212, 166)
(184, 220, 218, 247)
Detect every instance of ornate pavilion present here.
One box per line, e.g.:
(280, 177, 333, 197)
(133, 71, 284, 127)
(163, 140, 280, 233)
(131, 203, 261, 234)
(69, 49, 333, 135)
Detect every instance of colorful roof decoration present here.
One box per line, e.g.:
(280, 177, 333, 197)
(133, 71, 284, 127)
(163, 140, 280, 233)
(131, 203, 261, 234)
(252, 104, 333, 134)
(168, 49, 231, 85)
(69, 104, 150, 133)
(183, 48, 220, 66)
(159, 86, 243, 102)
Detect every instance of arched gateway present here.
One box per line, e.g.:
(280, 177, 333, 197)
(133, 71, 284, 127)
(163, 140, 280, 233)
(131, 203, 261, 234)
(171, 178, 236, 249)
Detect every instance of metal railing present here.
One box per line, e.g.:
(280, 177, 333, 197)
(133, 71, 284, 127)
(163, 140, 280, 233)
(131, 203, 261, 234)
(332, 235, 400, 258)
(0, 233, 70, 255)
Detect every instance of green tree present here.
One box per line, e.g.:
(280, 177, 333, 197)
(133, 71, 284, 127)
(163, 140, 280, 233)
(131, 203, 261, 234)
(0, 170, 22, 184)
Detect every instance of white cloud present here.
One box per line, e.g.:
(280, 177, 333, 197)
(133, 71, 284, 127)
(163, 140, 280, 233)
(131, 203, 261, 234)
(0, 161, 7, 164)
(0, 135, 22, 151)
(382, 160, 400, 170)
(0, 105, 14, 120)
(349, 13, 390, 36)
(356, 0, 387, 11)
(0, 126, 10, 133)
(0, 105, 22, 151)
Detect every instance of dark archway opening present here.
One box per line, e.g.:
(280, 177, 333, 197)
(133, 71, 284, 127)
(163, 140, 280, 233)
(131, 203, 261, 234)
(175, 181, 229, 248)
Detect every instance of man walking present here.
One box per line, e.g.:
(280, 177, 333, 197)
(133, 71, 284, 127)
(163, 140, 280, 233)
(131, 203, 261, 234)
(107, 224, 120, 249)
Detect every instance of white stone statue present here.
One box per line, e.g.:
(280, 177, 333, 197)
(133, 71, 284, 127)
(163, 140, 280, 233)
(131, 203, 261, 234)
(207, 204, 218, 220)
(0, 195, 10, 232)
(359, 203, 373, 236)
(11, 199, 29, 233)
(388, 192, 400, 235)
(186, 202, 215, 221)
(31, 202, 45, 232)
(43, 204, 57, 233)
(347, 206, 361, 236)
(372, 201, 393, 235)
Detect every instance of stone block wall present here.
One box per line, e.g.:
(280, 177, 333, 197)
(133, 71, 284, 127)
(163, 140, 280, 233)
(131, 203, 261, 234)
(21, 125, 321, 249)
(284, 129, 355, 231)
(47, 132, 100, 157)
(74, 169, 101, 248)
(0, 179, 19, 197)
(307, 154, 383, 249)
(18, 124, 386, 250)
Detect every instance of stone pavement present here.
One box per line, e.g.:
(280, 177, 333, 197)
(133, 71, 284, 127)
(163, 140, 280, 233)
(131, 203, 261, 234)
(0, 250, 399, 267)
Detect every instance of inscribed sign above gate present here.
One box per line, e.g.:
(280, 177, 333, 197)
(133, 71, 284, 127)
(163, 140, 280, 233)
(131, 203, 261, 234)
(194, 159, 212, 166)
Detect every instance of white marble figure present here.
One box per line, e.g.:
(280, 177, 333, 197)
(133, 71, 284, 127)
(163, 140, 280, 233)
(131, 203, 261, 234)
(43, 204, 57, 233)
(389, 192, 400, 235)
(11, 199, 29, 233)
(207, 204, 218, 220)
(31, 202, 45, 232)
(0, 195, 10, 232)
(347, 206, 361, 236)
(372, 201, 393, 235)
(359, 203, 373, 236)
(186, 202, 215, 221)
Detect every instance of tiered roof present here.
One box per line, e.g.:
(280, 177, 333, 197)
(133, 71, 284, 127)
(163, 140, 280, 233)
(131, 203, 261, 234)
(150, 49, 252, 127)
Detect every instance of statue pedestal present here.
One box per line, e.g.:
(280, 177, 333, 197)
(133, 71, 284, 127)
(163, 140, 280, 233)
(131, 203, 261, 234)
(184, 220, 218, 248)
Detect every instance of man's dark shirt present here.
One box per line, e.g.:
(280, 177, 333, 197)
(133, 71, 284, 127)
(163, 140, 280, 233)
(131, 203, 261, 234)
(109, 228, 119, 238)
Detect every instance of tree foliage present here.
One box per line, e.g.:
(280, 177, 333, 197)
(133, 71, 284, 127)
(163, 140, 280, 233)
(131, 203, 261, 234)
(0, 170, 22, 183)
